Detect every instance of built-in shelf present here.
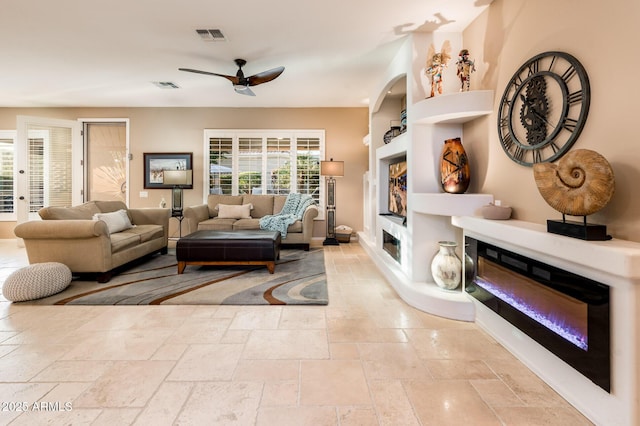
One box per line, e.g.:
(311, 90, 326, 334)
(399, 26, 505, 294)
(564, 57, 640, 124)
(358, 231, 475, 321)
(376, 132, 409, 160)
(379, 214, 405, 227)
(453, 216, 640, 278)
(412, 90, 494, 124)
(412, 193, 493, 216)
(363, 33, 494, 322)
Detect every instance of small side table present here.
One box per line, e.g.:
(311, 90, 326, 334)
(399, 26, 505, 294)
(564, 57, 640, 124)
(171, 212, 185, 239)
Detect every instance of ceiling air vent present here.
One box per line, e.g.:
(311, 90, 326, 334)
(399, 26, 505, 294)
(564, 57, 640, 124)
(152, 81, 180, 89)
(195, 29, 227, 42)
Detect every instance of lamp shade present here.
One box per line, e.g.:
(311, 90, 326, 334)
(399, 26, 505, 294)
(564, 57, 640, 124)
(320, 159, 344, 177)
(163, 170, 192, 186)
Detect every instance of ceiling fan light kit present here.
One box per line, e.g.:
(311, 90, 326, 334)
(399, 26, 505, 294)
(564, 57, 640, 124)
(179, 58, 284, 96)
(233, 85, 255, 96)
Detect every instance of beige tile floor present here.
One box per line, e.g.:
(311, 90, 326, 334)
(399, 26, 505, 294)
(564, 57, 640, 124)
(0, 240, 592, 425)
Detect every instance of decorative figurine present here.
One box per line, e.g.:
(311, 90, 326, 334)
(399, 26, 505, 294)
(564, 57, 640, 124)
(425, 40, 452, 97)
(456, 49, 476, 92)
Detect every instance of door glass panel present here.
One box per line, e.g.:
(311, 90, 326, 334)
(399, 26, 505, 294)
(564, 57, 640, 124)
(85, 122, 126, 202)
(28, 126, 72, 213)
(0, 136, 14, 216)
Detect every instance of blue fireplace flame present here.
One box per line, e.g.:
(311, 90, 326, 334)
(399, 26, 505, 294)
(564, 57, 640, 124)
(476, 277, 588, 351)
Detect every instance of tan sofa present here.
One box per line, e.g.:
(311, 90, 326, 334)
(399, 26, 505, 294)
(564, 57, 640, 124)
(183, 194, 318, 250)
(13, 201, 170, 283)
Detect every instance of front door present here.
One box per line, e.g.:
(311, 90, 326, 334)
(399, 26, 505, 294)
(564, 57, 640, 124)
(84, 120, 128, 203)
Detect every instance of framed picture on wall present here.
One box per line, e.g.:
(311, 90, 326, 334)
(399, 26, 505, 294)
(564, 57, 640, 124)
(143, 152, 193, 189)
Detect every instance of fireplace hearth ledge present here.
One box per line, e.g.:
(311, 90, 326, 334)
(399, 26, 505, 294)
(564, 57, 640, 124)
(452, 216, 640, 426)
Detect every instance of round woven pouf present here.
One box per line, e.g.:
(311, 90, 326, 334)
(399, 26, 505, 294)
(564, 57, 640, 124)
(2, 262, 72, 302)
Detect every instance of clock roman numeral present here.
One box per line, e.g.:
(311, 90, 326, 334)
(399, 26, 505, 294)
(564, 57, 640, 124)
(513, 146, 526, 162)
(533, 149, 542, 164)
(562, 117, 578, 132)
(501, 132, 514, 150)
(528, 59, 540, 76)
(511, 76, 524, 93)
(567, 90, 583, 105)
(561, 65, 577, 84)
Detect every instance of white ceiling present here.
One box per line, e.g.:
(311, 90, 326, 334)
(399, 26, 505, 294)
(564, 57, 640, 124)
(0, 0, 491, 108)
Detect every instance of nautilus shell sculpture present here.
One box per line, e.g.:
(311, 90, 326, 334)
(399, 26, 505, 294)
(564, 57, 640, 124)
(533, 149, 615, 216)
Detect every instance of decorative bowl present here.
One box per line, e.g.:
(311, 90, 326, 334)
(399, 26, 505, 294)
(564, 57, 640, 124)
(481, 203, 512, 220)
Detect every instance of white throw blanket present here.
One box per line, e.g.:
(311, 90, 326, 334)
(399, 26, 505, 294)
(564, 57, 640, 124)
(259, 193, 315, 238)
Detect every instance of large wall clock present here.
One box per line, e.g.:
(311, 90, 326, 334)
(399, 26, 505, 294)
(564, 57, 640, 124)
(497, 51, 590, 166)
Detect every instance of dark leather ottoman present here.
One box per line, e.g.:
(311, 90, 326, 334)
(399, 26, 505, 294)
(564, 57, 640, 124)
(176, 230, 281, 274)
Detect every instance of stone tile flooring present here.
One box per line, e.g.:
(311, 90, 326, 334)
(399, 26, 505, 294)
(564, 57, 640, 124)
(0, 240, 592, 425)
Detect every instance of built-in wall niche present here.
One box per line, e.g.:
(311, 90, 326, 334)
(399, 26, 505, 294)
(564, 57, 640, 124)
(376, 136, 409, 216)
(371, 75, 407, 148)
(385, 155, 407, 219)
(361, 33, 489, 322)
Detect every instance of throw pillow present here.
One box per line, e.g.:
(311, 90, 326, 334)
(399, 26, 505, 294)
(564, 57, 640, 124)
(93, 209, 134, 234)
(216, 203, 253, 219)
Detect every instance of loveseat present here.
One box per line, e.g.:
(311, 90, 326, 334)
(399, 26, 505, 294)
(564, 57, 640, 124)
(183, 194, 318, 250)
(13, 201, 170, 282)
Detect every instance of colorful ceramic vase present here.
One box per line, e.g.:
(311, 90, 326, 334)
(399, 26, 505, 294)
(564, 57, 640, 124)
(440, 137, 470, 194)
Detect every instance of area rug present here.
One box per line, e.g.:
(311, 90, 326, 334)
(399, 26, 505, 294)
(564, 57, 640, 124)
(27, 248, 328, 306)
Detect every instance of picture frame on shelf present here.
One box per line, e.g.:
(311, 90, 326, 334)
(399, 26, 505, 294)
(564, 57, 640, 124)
(143, 152, 193, 189)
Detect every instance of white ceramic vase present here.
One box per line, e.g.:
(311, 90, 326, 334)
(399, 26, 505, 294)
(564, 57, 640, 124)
(431, 241, 462, 290)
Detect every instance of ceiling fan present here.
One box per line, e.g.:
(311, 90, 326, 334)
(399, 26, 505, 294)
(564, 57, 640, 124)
(179, 58, 284, 96)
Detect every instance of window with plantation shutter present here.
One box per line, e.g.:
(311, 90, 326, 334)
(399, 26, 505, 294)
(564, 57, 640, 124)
(266, 137, 291, 195)
(0, 131, 16, 218)
(295, 137, 321, 203)
(208, 136, 233, 194)
(205, 130, 324, 218)
(238, 137, 262, 194)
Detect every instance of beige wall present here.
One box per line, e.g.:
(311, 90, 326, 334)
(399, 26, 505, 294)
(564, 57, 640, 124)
(4, 0, 638, 242)
(463, 0, 640, 242)
(0, 107, 368, 239)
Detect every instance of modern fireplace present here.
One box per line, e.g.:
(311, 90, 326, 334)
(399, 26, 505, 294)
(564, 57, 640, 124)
(383, 230, 401, 264)
(465, 236, 611, 392)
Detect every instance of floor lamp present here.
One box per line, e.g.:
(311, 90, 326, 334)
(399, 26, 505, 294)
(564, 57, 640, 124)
(321, 158, 344, 246)
(163, 169, 192, 237)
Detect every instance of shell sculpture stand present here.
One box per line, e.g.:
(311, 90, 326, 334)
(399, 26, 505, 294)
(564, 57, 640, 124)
(533, 149, 615, 240)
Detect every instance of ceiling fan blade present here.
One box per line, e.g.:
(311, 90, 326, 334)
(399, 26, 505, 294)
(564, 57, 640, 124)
(247, 66, 285, 86)
(234, 85, 256, 96)
(178, 68, 240, 85)
(179, 60, 282, 96)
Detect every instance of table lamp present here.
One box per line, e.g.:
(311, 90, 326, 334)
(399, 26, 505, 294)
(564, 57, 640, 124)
(163, 169, 192, 217)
